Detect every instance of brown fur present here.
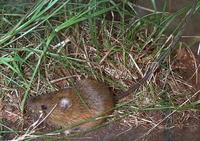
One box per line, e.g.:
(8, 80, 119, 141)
(27, 79, 114, 130)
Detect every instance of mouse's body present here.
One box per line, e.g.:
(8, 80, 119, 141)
(27, 79, 114, 131)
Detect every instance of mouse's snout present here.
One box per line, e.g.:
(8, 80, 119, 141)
(26, 97, 42, 112)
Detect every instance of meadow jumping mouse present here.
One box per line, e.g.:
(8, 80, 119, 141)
(27, 79, 115, 132)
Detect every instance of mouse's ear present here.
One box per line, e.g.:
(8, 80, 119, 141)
(58, 97, 72, 110)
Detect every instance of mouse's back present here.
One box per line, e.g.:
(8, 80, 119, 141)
(76, 79, 114, 115)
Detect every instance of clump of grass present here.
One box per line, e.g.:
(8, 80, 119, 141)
(0, 0, 199, 140)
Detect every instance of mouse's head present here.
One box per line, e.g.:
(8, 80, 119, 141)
(27, 89, 73, 116)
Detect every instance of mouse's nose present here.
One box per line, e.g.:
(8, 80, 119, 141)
(26, 97, 40, 111)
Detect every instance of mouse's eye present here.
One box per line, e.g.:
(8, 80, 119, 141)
(41, 105, 48, 110)
(59, 98, 72, 110)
